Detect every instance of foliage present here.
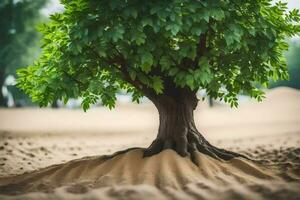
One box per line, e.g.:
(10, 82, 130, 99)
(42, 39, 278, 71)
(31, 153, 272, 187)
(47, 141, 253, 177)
(270, 40, 300, 89)
(17, 0, 300, 110)
(0, 0, 48, 75)
(0, 0, 48, 106)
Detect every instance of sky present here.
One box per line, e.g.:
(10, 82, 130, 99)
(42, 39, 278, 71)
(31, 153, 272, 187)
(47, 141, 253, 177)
(288, 0, 300, 9)
(41, 0, 64, 16)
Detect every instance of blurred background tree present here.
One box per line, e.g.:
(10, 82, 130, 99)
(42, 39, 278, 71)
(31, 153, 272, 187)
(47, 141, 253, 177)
(270, 40, 300, 89)
(0, 0, 48, 107)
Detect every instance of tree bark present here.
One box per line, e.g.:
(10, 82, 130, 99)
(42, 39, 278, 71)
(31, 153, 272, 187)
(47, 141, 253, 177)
(0, 70, 7, 107)
(144, 87, 247, 163)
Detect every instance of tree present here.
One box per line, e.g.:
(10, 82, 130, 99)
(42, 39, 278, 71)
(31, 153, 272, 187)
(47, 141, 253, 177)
(270, 40, 300, 89)
(17, 0, 300, 161)
(0, 0, 48, 107)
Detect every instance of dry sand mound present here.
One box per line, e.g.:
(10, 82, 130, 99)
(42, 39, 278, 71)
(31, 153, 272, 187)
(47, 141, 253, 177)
(1, 149, 299, 200)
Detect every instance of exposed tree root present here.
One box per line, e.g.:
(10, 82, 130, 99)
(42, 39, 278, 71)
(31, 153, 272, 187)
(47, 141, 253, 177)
(143, 128, 251, 165)
(102, 147, 141, 161)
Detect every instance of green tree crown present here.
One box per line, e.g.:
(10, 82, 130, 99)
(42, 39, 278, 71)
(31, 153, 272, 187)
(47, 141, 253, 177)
(17, 0, 300, 110)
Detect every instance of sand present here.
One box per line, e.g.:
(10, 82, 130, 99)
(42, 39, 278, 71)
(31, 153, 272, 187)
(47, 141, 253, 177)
(0, 87, 300, 200)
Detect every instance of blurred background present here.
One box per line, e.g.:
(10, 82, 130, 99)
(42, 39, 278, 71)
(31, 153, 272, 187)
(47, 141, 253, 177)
(0, 0, 299, 108)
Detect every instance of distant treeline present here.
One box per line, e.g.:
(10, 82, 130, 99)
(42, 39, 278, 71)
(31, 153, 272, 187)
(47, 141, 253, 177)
(270, 40, 300, 90)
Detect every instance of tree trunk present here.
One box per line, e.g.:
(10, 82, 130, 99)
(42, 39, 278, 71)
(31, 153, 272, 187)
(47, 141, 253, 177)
(119, 65, 247, 162)
(0, 70, 7, 107)
(51, 101, 59, 108)
(209, 96, 214, 107)
(144, 87, 246, 163)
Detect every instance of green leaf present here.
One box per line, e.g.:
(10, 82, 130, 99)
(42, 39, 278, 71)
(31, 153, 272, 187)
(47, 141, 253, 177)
(168, 67, 179, 76)
(140, 51, 153, 73)
(141, 18, 153, 27)
(197, 57, 213, 84)
(191, 26, 203, 35)
(128, 69, 136, 80)
(110, 25, 125, 42)
(211, 9, 225, 21)
(138, 73, 150, 85)
(152, 76, 164, 94)
(159, 56, 171, 71)
(131, 9, 138, 18)
(224, 33, 235, 46)
(198, 57, 209, 68)
(199, 12, 210, 22)
(132, 31, 146, 45)
(186, 74, 195, 89)
(166, 24, 180, 35)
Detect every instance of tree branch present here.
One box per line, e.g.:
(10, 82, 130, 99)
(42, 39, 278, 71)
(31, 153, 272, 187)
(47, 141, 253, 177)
(195, 33, 206, 65)
(62, 70, 86, 88)
(177, 34, 207, 70)
(88, 45, 157, 98)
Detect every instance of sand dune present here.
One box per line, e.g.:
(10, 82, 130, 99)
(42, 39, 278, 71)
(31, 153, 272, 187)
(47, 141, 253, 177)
(0, 87, 300, 200)
(0, 149, 277, 190)
(1, 148, 299, 199)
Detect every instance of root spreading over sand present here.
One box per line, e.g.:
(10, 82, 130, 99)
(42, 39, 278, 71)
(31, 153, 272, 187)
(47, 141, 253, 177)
(0, 148, 299, 200)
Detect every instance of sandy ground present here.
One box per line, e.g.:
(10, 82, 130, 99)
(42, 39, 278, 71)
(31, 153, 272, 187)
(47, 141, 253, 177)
(0, 87, 299, 200)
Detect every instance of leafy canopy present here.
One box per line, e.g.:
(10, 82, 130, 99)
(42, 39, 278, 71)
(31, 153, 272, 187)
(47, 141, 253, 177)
(17, 0, 300, 110)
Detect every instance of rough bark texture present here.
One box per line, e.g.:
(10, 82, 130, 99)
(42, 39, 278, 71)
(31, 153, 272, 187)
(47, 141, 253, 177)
(143, 87, 247, 164)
